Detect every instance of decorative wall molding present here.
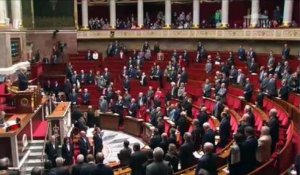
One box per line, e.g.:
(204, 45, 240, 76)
(77, 29, 300, 41)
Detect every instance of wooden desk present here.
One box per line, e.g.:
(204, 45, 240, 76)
(47, 102, 71, 144)
(0, 104, 45, 168)
(123, 116, 143, 137)
(98, 112, 119, 131)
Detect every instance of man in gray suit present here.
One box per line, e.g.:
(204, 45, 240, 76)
(99, 96, 108, 113)
(146, 147, 173, 175)
(266, 75, 277, 97)
(237, 69, 246, 87)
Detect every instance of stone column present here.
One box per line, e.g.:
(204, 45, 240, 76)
(221, 0, 229, 28)
(165, 0, 171, 28)
(193, 0, 200, 28)
(0, 0, 8, 26)
(137, 0, 143, 28)
(81, 0, 89, 29)
(11, 0, 22, 29)
(282, 0, 294, 27)
(250, 0, 259, 27)
(110, 0, 116, 28)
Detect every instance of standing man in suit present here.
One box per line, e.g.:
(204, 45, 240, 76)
(99, 96, 108, 113)
(278, 79, 289, 101)
(267, 108, 280, 152)
(213, 96, 224, 121)
(61, 137, 74, 166)
(123, 76, 130, 92)
(49, 157, 70, 175)
(240, 126, 258, 174)
(195, 142, 217, 175)
(79, 154, 96, 175)
(238, 45, 246, 60)
(129, 98, 138, 118)
(218, 112, 231, 148)
(266, 75, 277, 97)
(71, 154, 86, 175)
(179, 132, 197, 169)
(115, 96, 124, 126)
(118, 140, 132, 166)
(79, 131, 91, 161)
(82, 88, 90, 105)
(146, 147, 173, 175)
(18, 68, 31, 91)
(130, 143, 148, 175)
(202, 123, 216, 148)
(282, 43, 290, 60)
(90, 153, 113, 175)
(45, 135, 59, 167)
(93, 127, 103, 157)
(244, 78, 253, 102)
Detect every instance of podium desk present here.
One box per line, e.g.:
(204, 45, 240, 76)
(14, 86, 42, 113)
(123, 116, 143, 137)
(0, 105, 44, 168)
(47, 102, 71, 145)
(141, 122, 155, 144)
(98, 112, 119, 131)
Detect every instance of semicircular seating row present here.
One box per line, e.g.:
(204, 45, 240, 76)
(68, 49, 297, 175)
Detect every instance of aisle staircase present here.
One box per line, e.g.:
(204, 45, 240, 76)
(24, 140, 45, 175)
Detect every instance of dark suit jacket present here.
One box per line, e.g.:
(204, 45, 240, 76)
(71, 163, 86, 175)
(90, 163, 113, 175)
(279, 85, 289, 101)
(240, 136, 258, 174)
(118, 147, 132, 166)
(295, 155, 300, 175)
(129, 102, 138, 118)
(179, 142, 197, 169)
(18, 72, 28, 91)
(202, 129, 216, 147)
(82, 93, 90, 104)
(130, 151, 148, 175)
(191, 126, 202, 151)
(244, 83, 253, 102)
(93, 134, 103, 154)
(69, 93, 78, 104)
(146, 161, 173, 175)
(45, 142, 59, 162)
(79, 137, 90, 157)
(86, 74, 95, 84)
(150, 135, 162, 149)
(79, 162, 96, 175)
(61, 143, 74, 165)
(195, 153, 217, 175)
(219, 116, 231, 147)
(49, 166, 70, 175)
(268, 116, 280, 152)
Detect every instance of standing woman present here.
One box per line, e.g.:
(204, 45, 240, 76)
(61, 137, 74, 165)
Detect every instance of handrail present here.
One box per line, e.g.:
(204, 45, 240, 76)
(41, 122, 50, 167)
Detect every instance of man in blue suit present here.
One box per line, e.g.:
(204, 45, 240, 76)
(82, 88, 90, 105)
